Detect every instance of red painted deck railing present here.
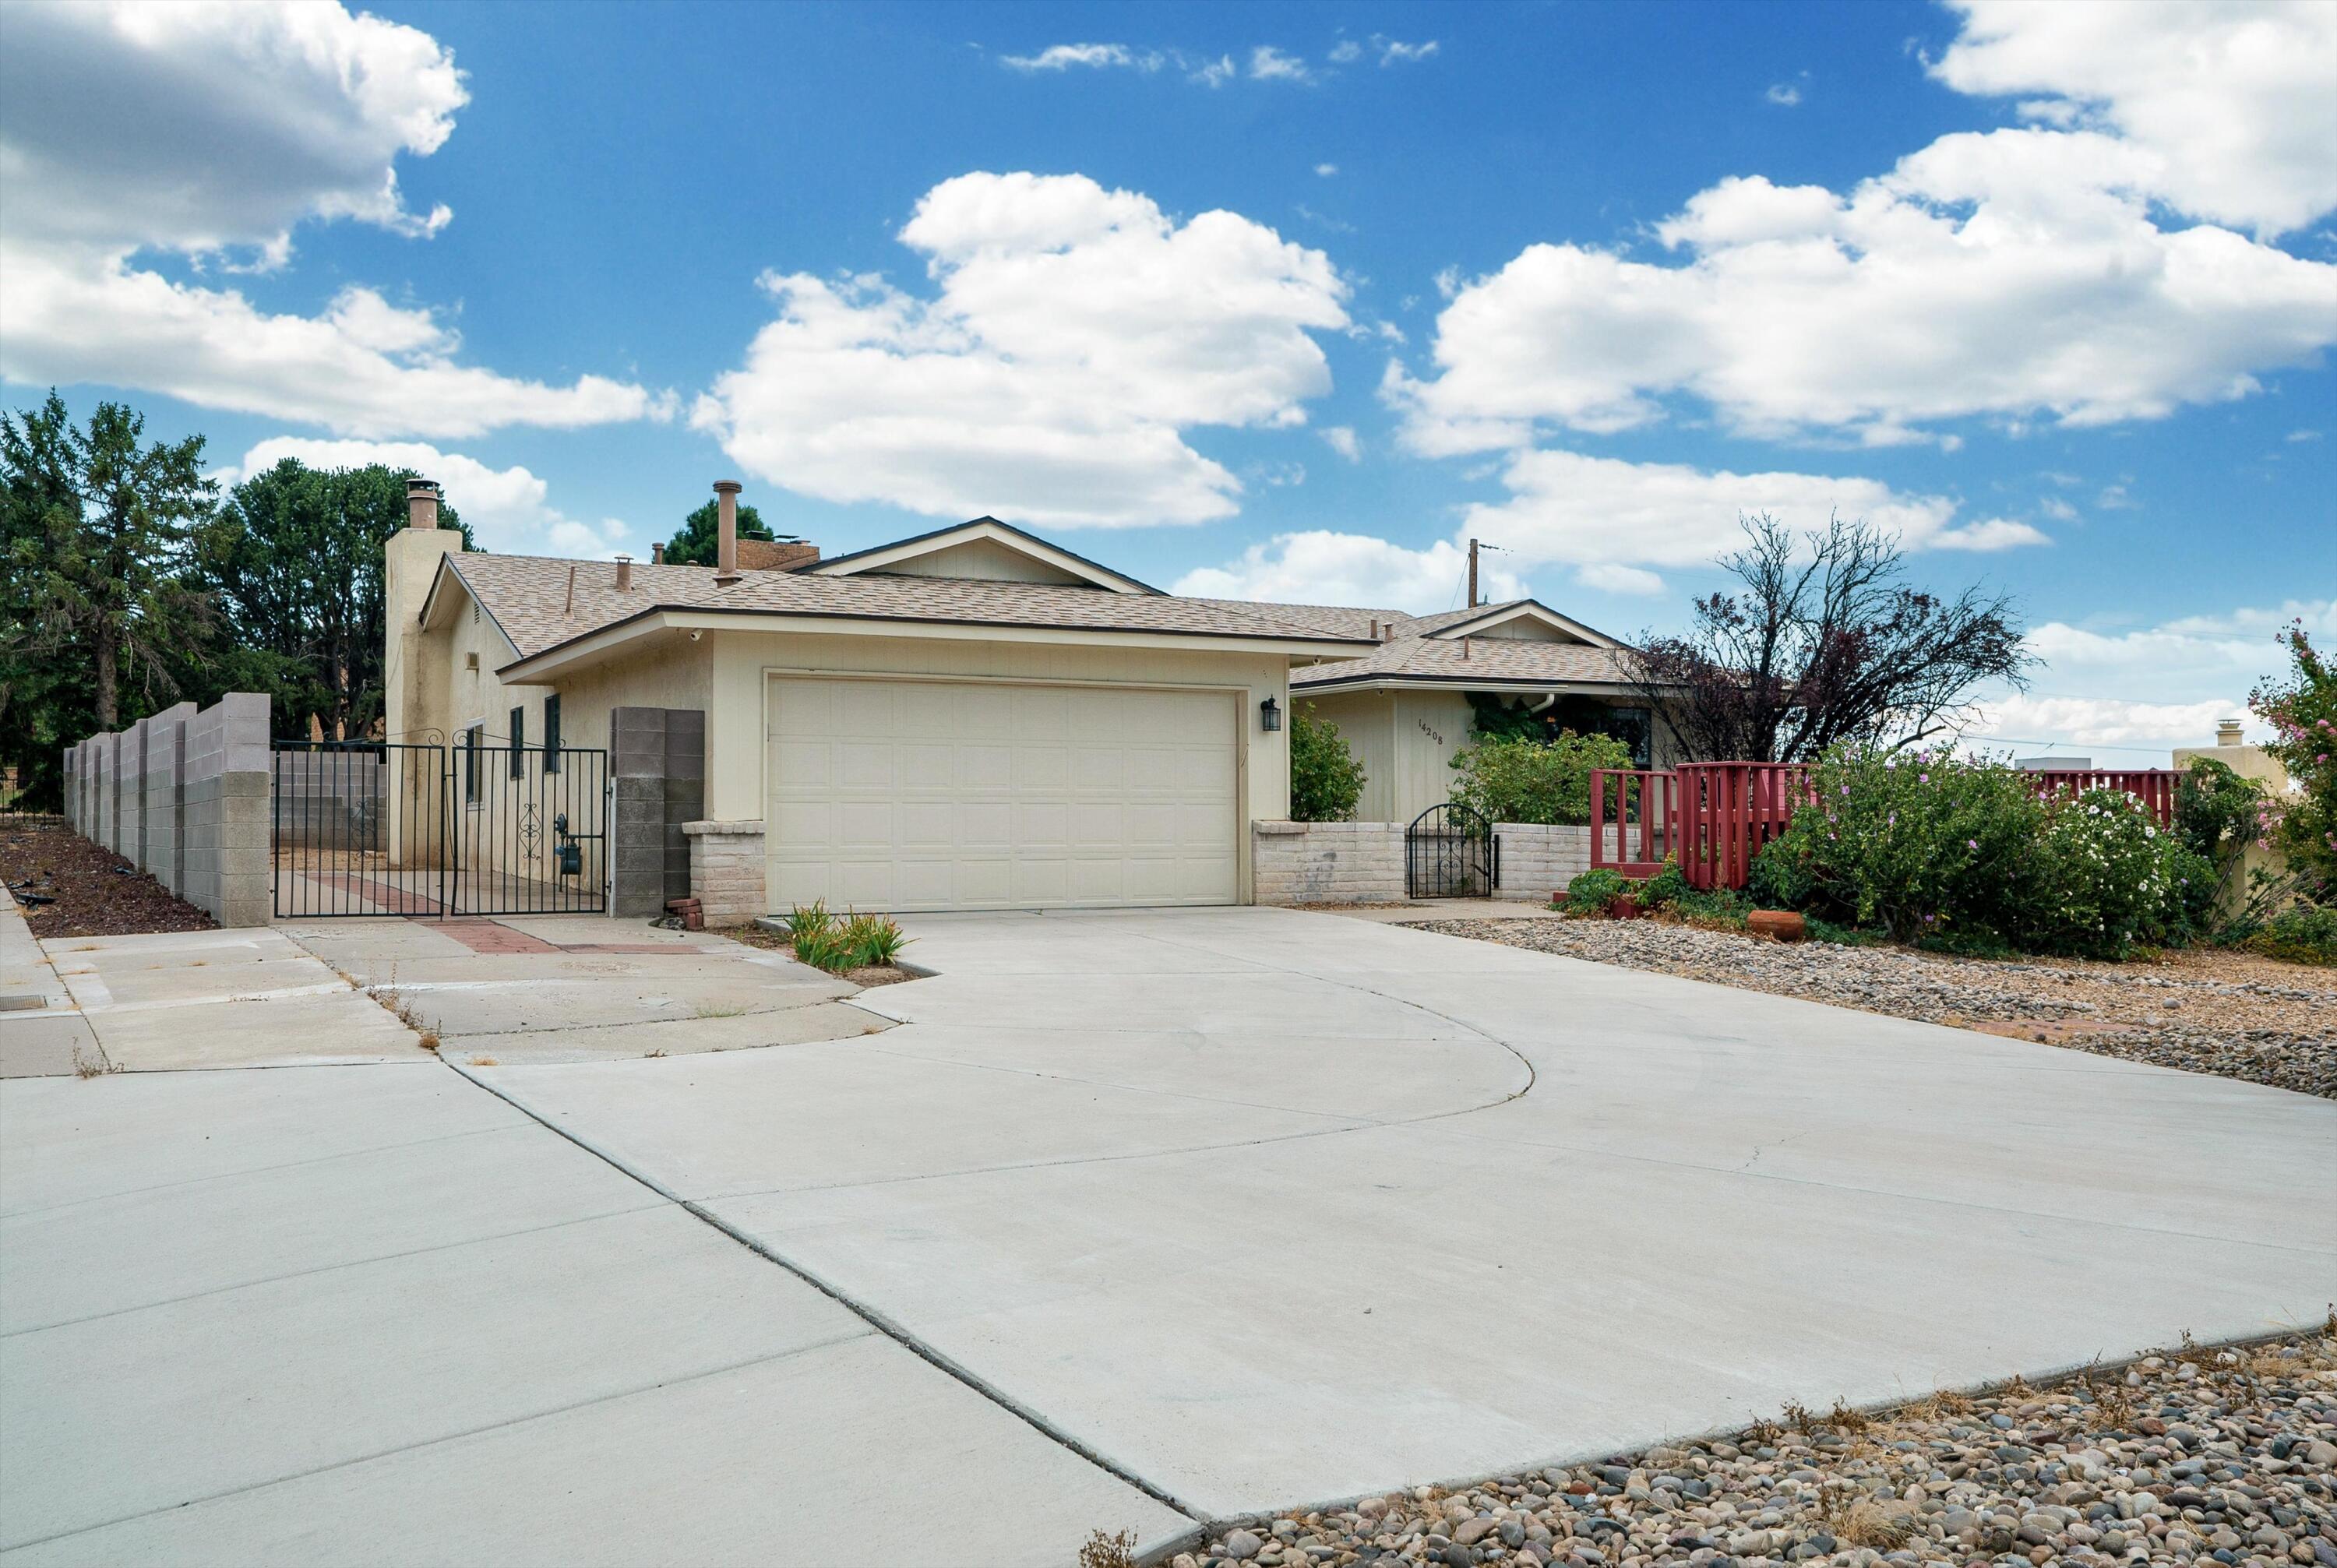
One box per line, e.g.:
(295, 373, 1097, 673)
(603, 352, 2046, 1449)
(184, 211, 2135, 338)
(2025, 769, 2178, 827)
(1590, 763, 2180, 891)
(1587, 768, 1678, 878)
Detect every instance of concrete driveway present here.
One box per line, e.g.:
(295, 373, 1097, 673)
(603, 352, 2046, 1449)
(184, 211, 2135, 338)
(463, 908, 2337, 1524)
(5, 907, 2332, 1565)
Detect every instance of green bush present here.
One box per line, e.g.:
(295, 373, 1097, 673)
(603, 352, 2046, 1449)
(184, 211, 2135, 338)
(1637, 857, 1690, 910)
(1757, 745, 2201, 958)
(1448, 730, 1634, 825)
(2251, 623, 2337, 897)
(1289, 703, 1367, 822)
(2243, 902, 2337, 966)
(1563, 867, 1627, 913)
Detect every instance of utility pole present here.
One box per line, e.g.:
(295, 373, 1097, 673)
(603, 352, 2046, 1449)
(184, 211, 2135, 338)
(1467, 537, 1479, 608)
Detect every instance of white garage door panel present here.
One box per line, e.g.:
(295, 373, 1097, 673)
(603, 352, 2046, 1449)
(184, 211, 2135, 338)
(767, 677, 1239, 913)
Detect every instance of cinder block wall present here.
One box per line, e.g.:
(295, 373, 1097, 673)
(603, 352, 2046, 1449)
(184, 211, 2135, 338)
(1252, 820, 1591, 905)
(62, 692, 270, 927)
(611, 706, 707, 918)
(1492, 823, 1592, 900)
(1253, 820, 1405, 905)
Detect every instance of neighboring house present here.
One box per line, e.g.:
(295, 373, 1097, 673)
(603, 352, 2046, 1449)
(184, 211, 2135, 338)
(1271, 601, 1671, 824)
(383, 478, 1658, 918)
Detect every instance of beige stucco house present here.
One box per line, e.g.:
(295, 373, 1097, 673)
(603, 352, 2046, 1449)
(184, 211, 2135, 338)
(1268, 600, 1670, 824)
(384, 478, 1662, 918)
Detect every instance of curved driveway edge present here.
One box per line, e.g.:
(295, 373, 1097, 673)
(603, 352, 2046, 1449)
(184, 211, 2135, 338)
(464, 907, 2337, 1528)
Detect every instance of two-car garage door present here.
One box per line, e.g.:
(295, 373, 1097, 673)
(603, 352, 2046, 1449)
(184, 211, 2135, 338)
(765, 676, 1239, 913)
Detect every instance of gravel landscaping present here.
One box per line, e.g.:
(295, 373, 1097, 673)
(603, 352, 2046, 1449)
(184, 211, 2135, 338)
(1169, 1325, 2337, 1568)
(0, 821, 216, 937)
(1408, 918, 2337, 1101)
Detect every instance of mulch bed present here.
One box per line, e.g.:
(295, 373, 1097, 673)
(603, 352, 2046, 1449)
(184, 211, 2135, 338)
(0, 823, 217, 938)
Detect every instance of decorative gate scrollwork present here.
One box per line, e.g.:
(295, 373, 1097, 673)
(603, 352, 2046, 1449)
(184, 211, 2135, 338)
(1405, 802, 1498, 899)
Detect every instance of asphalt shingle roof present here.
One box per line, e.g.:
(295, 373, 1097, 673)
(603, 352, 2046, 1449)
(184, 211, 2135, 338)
(444, 553, 1376, 664)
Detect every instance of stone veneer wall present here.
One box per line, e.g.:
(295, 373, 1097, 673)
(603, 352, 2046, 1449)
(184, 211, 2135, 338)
(62, 692, 270, 927)
(680, 821, 765, 925)
(1252, 819, 1591, 906)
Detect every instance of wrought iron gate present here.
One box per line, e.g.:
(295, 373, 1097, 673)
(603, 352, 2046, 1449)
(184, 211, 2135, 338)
(271, 741, 608, 918)
(1405, 802, 1498, 898)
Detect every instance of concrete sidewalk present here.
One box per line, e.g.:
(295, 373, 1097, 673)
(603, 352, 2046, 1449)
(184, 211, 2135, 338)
(0, 1063, 1180, 1565)
(284, 916, 887, 1063)
(2, 893, 423, 1075)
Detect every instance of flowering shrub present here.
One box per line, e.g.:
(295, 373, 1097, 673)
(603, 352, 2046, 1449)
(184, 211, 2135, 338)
(1751, 745, 2044, 946)
(1752, 745, 2203, 958)
(2250, 622, 2337, 900)
(1447, 730, 1634, 825)
(2037, 788, 2210, 954)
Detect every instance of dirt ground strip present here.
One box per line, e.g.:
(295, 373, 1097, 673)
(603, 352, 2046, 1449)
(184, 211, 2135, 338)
(1169, 1326, 2337, 1568)
(0, 823, 215, 938)
(1411, 918, 2337, 1101)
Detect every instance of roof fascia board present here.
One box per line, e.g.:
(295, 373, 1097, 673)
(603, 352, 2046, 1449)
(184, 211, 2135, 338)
(1431, 600, 1623, 647)
(805, 518, 1162, 594)
(421, 556, 525, 665)
(1292, 673, 1649, 696)
(498, 607, 1367, 682)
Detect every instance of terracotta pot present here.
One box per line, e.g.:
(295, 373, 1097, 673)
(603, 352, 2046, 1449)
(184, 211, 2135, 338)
(1747, 908, 1807, 942)
(1608, 894, 1643, 919)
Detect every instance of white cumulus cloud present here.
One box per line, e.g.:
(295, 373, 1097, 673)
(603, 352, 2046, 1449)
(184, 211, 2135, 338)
(1250, 45, 1313, 83)
(999, 42, 1161, 72)
(1389, 2, 2337, 455)
(1181, 447, 2050, 608)
(1932, 0, 2337, 237)
(693, 171, 1349, 528)
(1956, 596, 2337, 756)
(1176, 532, 1521, 613)
(218, 437, 636, 558)
(0, 1, 661, 439)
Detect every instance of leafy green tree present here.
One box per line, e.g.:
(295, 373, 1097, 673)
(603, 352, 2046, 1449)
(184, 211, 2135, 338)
(191, 459, 469, 740)
(1, 394, 217, 805)
(1289, 703, 1367, 822)
(1447, 730, 1632, 824)
(2251, 622, 2336, 900)
(663, 498, 789, 566)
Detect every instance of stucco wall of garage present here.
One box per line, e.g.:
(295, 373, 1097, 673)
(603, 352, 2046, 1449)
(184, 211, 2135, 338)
(700, 628, 1292, 906)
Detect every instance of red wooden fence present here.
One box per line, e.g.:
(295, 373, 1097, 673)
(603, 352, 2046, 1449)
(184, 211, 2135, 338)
(1590, 763, 2180, 891)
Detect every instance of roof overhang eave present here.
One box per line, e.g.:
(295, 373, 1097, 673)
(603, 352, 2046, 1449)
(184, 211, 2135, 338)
(1292, 671, 1668, 696)
(495, 606, 1371, 683)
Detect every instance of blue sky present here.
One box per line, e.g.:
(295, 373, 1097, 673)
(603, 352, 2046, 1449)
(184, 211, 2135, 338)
(2, 0, 2332, 759)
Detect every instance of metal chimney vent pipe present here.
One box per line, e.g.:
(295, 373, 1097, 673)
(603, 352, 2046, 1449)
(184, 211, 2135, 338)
(406, 477, 440, 530)
(614, 555, 633, 591)
(650, 542, 664, 565)
(713, 480, 742, 583)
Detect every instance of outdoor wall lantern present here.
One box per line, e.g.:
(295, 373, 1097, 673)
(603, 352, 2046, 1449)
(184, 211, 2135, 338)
(1260, 696, 1282, 732)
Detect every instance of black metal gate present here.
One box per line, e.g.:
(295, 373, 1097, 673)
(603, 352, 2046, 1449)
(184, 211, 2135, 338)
(1405, 802, 1499, 898)
(272, 741, 608, 918)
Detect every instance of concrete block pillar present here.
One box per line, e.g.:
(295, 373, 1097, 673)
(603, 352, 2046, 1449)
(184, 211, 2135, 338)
(610, 706, 710, 918)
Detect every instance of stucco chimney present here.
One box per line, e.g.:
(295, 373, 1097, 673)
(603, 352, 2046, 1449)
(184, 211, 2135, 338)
(614, 555, 633, 591)
(713, 480, 742, 584)
(406, 477, 441, 530)
(2217, 718, 2244, 747)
